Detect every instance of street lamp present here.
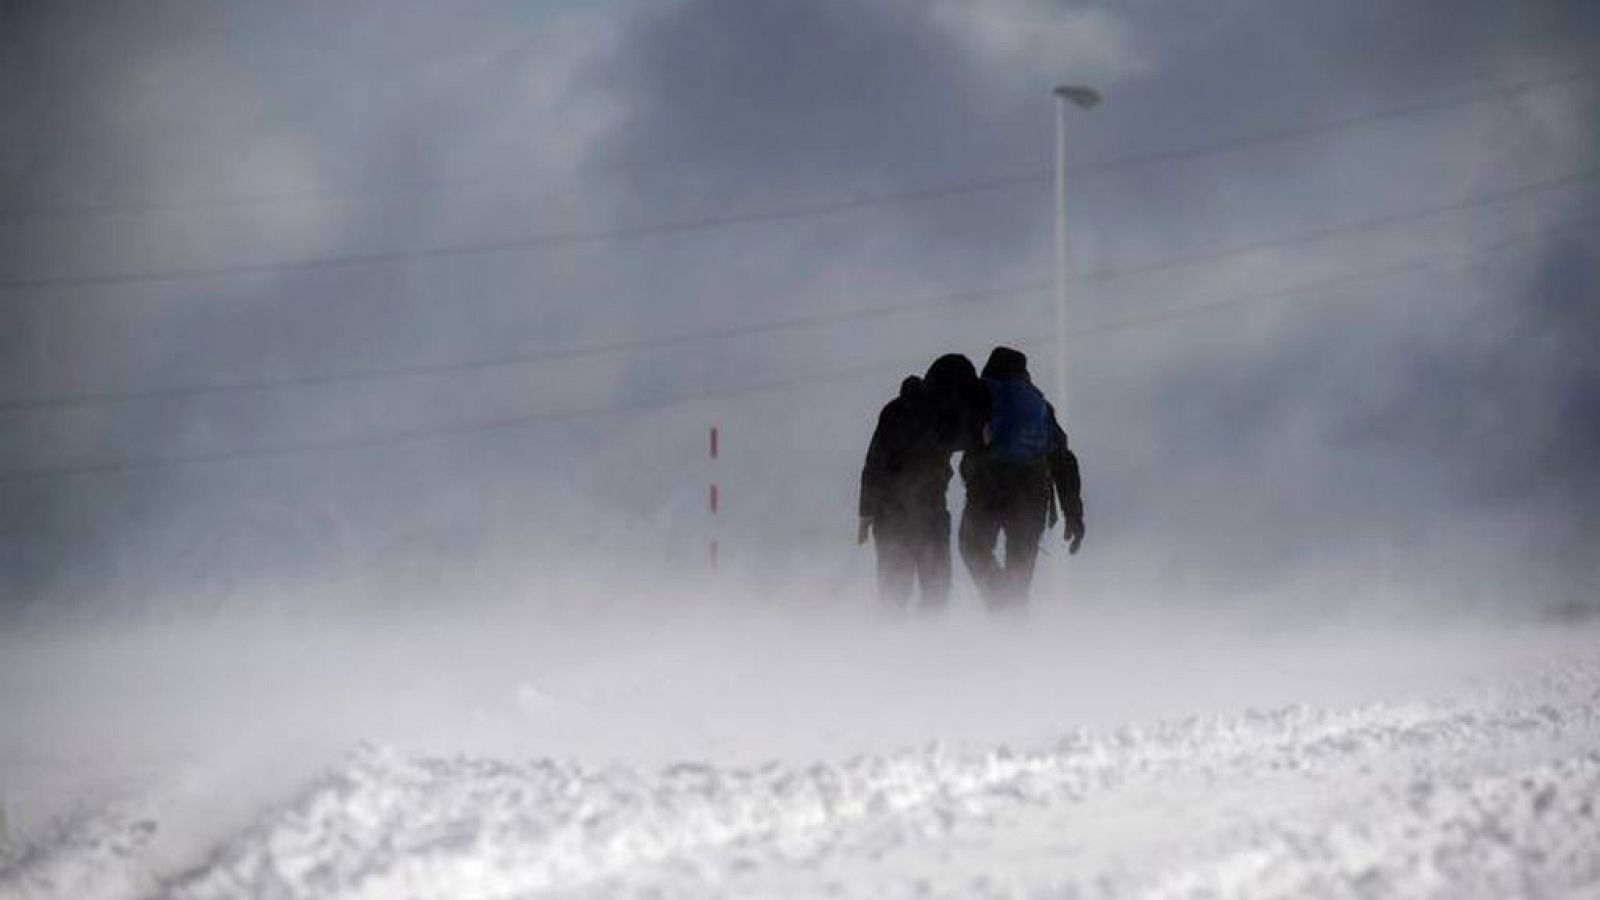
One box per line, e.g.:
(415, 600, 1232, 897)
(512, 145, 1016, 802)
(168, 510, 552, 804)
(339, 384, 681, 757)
(1052, 84, 1100, 412)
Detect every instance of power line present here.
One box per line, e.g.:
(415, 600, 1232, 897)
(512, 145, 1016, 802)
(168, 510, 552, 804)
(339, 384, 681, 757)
(0, 175, 1043, 294)
(1064, 67, 1596, 179)
(2, 73, 1593, 295)
(2, 68, 1589, 224)
(1068, 216, 1597, 338)
(0, 282, 1042, 413)
(0, 353, 950, 486)
(1070, 168, 1595, 285)
(2, 217, 1588, 486)
(1, 168, 1589, 413)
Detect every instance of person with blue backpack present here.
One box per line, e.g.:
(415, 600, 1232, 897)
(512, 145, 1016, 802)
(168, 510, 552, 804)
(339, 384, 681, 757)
(859, 354, 988, 609)
(959, 346, 1085, 609)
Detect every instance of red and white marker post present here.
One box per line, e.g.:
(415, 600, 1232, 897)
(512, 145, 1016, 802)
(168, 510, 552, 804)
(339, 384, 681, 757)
(708, 425, 719, 570)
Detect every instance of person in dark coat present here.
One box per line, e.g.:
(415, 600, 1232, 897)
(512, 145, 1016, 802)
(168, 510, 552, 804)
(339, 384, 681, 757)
(959, 346, 1084, 609)
(859, 354, 985, 608)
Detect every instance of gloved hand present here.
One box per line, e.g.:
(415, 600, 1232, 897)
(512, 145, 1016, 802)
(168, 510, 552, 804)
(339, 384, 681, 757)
(857, 517, 873, 546)
(1063, 516, 1085, 555)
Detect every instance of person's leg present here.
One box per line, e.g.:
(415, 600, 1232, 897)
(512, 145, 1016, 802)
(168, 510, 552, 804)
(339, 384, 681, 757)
(915, 510, 952, 611)
(959, 497, 1004, 605)
(874, 522, 914, 607)
(998, 485, 1049, 607)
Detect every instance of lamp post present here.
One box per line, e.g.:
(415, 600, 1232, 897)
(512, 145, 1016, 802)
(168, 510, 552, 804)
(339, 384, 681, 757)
(1052, 84, 1100, 412)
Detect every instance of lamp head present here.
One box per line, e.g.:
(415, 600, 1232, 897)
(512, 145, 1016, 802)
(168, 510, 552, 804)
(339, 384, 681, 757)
(1053, 85, 1102, 109)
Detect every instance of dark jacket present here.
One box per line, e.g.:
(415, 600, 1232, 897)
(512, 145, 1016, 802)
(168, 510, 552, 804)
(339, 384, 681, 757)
(960, 348, 1083, 521)
(859, 355, 985, 522)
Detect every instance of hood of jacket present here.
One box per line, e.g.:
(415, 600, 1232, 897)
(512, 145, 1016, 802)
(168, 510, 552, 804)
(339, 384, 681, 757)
(981, 346, 1030, 381)
(924, 353, 977, 394)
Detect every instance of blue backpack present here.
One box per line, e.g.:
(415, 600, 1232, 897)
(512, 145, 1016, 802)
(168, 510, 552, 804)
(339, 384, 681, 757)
(985, 377, 1050, 463)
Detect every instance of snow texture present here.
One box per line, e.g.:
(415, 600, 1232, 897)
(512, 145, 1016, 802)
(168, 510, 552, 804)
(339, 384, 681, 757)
(3, 657, 1598, 899)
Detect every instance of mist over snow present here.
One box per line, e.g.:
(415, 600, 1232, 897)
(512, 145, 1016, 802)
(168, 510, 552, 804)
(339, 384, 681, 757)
(1, 0, 1598, 897)
(3, 594, 1599, 898)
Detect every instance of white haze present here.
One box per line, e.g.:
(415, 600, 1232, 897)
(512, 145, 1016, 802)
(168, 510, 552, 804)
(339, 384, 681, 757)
(4, 572, 1594, 843)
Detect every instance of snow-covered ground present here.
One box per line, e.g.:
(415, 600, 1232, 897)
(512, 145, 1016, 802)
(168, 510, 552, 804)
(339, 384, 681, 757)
(2, 595, 1598, 899)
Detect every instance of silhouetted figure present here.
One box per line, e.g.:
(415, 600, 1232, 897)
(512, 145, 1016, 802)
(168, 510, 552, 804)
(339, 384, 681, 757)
(859, 354, 986, 609)
(959, 346, 1084, 609)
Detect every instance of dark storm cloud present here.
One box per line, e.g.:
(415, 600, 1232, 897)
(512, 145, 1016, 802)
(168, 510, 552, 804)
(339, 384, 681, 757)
(587, 0, 1139, 278)
(1, 0, 1597, 614)
(0, 0, 634, 612)
(595, 1, 989, 192)
(1109, 0, 1600, 542)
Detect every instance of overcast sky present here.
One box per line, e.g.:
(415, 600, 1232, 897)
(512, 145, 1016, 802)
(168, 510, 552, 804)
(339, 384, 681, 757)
(0, 0, 1596, 617)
